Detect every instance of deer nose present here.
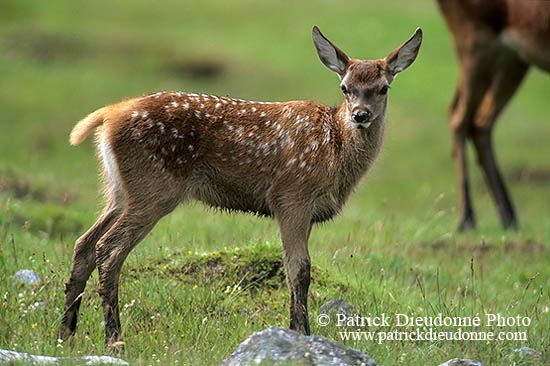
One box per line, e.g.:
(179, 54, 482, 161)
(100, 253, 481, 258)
(352, 111, 370, 123)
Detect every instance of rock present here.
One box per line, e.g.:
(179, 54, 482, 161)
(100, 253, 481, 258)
(317, 299, 359, 330)
(507, 347, 541, 363)
(438, 358, 483, 366)
(222, 327, 376, 366)
(12, 269, 41, 285)
(0, 349, 129, 365)
(318, 299, 356, 317)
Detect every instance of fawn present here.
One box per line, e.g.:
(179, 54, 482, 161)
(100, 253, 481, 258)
(436, 0, 550, 230)
(61, 25, 422, 347)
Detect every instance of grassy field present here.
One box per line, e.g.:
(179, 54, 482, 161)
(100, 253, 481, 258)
(1, 0, 549, 364)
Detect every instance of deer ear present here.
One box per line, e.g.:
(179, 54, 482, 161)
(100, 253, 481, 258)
(312, 25, 350, 77)
(385, 28, 422, 76)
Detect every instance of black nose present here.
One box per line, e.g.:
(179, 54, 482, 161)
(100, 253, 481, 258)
(352, 111, 370, 123)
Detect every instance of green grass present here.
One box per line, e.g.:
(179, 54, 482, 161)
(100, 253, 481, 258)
(0, 0, 549, 365)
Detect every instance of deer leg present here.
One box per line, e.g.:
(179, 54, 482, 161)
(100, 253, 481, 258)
(451, 120, 475, 231)
(60, 200, 122, 339)
(472, 51, 529, 229)
(95, 208, 165, 348)
(449, 36, 498, 231)
(275, 208, 312, 335)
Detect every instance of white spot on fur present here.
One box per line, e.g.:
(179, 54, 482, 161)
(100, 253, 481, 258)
(260, 112, 266, 117)
(323, 131, 330, 144)
(183, 103, 189, 110)
(172, 101, 179, 108)
(215, 103, 221, 108)
(251, 107, 257, 112)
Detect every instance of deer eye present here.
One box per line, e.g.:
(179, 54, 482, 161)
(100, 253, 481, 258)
(380, 85, 390, 95)
(341, 85, 348, 94)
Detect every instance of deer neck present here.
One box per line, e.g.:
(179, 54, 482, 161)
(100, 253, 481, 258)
(332, 101, 386, 195)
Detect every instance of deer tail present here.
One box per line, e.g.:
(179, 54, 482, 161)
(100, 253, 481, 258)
(69, 107, 108, 145)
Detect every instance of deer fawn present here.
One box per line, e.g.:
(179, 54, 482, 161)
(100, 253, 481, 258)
(436, 0, 550, 230)
(60, 25, 422, 347)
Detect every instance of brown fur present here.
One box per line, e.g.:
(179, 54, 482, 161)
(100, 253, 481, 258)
(436, 0, 550, 230)
(60, 26, 422, 347)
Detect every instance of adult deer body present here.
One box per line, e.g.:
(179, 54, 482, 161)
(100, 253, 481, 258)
(60, 26, 422, 347)
(436, 0, 550, 230)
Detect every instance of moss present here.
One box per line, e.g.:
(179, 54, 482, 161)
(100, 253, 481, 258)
(129, 241, 345, 294)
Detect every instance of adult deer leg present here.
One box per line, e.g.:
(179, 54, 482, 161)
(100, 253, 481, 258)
(60, 201, 122, 339)
(449, 35, 497, 231)
(472, 50, 529, 229)
(275, 207, 312, 335)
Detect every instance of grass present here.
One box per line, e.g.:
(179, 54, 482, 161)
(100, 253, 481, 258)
(0, 0, 549, 364)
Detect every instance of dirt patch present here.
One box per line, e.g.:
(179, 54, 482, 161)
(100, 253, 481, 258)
(2, 26, 228, 81)
(1, 27, 89, 64)
(166, 59, 225, 80)
(427, 239, 546, 254)
(0, 169, 76, 205)
(508, 166, 550, 185)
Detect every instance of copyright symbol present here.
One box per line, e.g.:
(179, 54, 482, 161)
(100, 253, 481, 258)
(317, 314, 330, 326)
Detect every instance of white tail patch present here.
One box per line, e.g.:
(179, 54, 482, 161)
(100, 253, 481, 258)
(99, 135, 123, 199)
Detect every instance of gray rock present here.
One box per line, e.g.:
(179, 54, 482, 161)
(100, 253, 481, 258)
(12, 269, 41, 285)
(0, 349, 129, 365)
(438, 358, 483, 366)
(222, 327, 376, 366)
(507, 347, 541, 363)
(318, 299, 356, 317)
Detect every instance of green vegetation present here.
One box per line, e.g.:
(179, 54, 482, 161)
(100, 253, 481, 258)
(0, 0, 548, 364)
